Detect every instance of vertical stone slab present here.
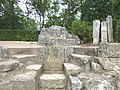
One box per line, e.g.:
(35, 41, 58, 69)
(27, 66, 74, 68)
(101, 21, 108, 43)
(93, 20, 100, 45)
(43, 46, 64, 71)
(106, 15, 114, 42)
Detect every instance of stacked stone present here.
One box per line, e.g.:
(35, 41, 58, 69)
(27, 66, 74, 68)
(38, 26, 80, 72)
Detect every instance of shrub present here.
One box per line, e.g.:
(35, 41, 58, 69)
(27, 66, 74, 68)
(70, 20, 92, 43)
(0, 29, 40, 41)
(114, 19, 120, 42)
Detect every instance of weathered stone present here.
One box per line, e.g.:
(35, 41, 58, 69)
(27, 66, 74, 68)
(106, 15, 113, 42)
(38, 26, 80, 46)
(0, 60, 20, 72)
(78, 72, 116, 90)
(11, 54, 36, 65)
(43, 46, 64, 71)
(73, 46, 99, 56)
(99, 43, 120, 58)
(0, 80, 13, 90)
(0, 46, 8, 61)
(91, 61, 103, 73)
(93, 20, 100, 45)
(94, 57, 120, 73)
(64, 46, 74, 62)
(69, 75, 82, 90)
(64, 63, 81, 76)
(40, 74, 66, 89)
(36, 46, 46, 64)
(40, 88, 66, 90)
(69, 54, 92, 71)
(26, 64, 42, 76)
(12, 71, 37, 90)
(101, 21, 108, 43)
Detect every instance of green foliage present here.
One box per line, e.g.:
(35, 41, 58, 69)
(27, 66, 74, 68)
(113, 19, 120, 42)
(0, 29, 39, 41)
(70, 20, 92, 43)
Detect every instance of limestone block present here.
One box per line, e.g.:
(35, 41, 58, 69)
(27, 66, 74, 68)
(64, 63, 81, 76)
(73, 46, 99, 56)
(0, 80, 13, 90)
(40, 88, 66, 90)
(69, 54, 92, 71)
(0, 46, 8, 61)
(26, 64, 42, 76)
(93, 20, 100, 45)
(0, 60, 20, 72)
(12, 71, 37, 90)
(11, 54, 37, 65)
(69, 75, 83, 90)
(94, 57, 120, 72)
(101, 21, 108, 43)
(78, 72, 116, 90)
(99, 43, 120, 58)
(43, 46, 64, 71)
(40, 74, 66, 89)
(106, 15, 113, 42)
(36, 46, 46, 64)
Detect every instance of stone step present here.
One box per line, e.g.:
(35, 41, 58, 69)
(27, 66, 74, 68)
(7, 47, 39, 56)
(11, 54, 37, 65)
(68, 54, 93, 70)
(39, 74, 66, 89)
(63, 63, 81, 76)
(0, 60, 20, 72)
(12, 71, 38, 90)
(73, 46, 99, 56)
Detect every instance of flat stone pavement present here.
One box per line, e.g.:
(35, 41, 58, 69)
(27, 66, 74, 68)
(0, 41, 40, 48)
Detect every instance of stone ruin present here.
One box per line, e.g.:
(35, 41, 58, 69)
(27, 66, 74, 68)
(0, 23, 120, 90)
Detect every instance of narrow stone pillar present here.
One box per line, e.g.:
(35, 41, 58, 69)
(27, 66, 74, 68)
(101, 21, 108, 43)
(106, 15, 114, 42)
(93, 20, 100, 45)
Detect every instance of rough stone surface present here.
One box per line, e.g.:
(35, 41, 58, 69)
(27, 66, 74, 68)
(69, 75, 83, 90)
(94, 57, 120, 72)
(101, 21, 108, 43)
(40, 74, 66, 89)
(12, 71, 37, 90)
(99, 43, 120, 58)
(93, 20, 100, 45)
(64, 63, 81, 76)
(38, 26, 80, 46)
(0, 60, 20, 72)
(43, 46, 64, 71)
(11, 54, 37, 65)
(78, 72, 116, 90)
(69, 54, 92, 71)
(73, 46, 99, 56)
(0, 46, 7, 61)
(106, 15, 113, 42)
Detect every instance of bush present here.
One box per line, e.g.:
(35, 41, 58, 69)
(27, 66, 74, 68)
(70, 20, 92, 43)
(113, 19, 120, 42)
(0, 29, 40, 41)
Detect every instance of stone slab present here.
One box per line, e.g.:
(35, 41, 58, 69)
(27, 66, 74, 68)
(64, 63, 81, 76)
(0, 60, 20, 72)
(40, 74, 66, 89)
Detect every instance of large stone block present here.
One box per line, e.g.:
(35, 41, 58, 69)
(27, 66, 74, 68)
(0, 60, 20, 72)
(94, 57, 120, 72)
(78, 72, 116, 90)
(99, 43, 120, 58)
(64, 63, 81, 76)
(12, 71, 37, 90)
(0, 46, 8, 61)
(43, 46, 64, 71)
(40, 74, 66, 89)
